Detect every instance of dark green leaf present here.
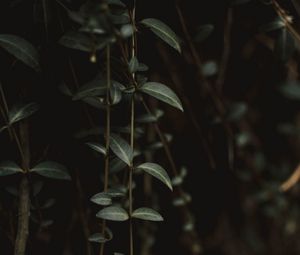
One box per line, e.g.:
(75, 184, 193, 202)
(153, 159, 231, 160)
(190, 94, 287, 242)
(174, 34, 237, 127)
(260, 18, 285, 32)
(30, 161, 71, 180)
(73, 78, 107, 100)
(110, 134, 133, 166)
(0, 34, 40, 71)
(106, 187, 126, 197)
(194, 24, 214, 42)
(110, 157, 127, 174)
(120, 24, 134, 38)
(136, 162, 173, 191)
(132, 207, 164, 221)
(59, 31, 108, 52)
(96, 206, 129, 221)
(129, 56, 139, 73)
(110, 82, 122, 105)
(140, 18, 181, 53)
(8, 103, 39, 125)
(139, 82, 183, 111)
(86, 142, 106, 156)
(90, 192, 112, 206)
(0, 161, 23, 176)
(88, 233, 107, 243)
(136, 109, 164, 123)
(280, 81, 300, 100)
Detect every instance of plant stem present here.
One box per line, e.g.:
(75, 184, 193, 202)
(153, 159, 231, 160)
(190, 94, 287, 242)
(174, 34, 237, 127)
(129, 2, 136, 254)
(99, 44, 112, 255)
(14, 175, 30, 255)
(129, 96, 135, 255)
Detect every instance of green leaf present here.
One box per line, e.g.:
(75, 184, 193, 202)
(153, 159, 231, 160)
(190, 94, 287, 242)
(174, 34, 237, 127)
(129, 56, 139, 73)
(8, 103, 39, 125)
(88, 233, 107, 243)
(0, 34, 40, 71)
(140, 18, 181, 53)
(110, 82, 122, 105)
(0, 161, 23, 176)
(96, 206, 129, 221)
(120, 24, 134, 38)
(106, 187, 126, 197)
(73, 78, 107, 100)
(136, 109, 164, 123)
(110, 157, 127, 174)
(139, 82, 183, 111)
(194, 24, 214, 42)
(90, 192, 112, 206)
(227, 102, 248, 121)
(30, 161, 71, 180)
(0, 125, 8, 133)
(110, 134, 133, 166)
(132, 207, 164, 221)
(259, 18, 285, 32)
(59, 31, 108, 52)
(274, 28, 295, 62)
(136, 162, 173, 191)
(280, 81, 300, 100)
(86, 142, 106, 156)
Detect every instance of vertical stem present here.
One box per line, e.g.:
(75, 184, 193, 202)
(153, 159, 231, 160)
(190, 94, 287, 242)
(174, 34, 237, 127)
(129, 96, 135, 255)
(14, 176, 30, 255)
(99, 44, 111, 255)
(129, 2, 136, 254)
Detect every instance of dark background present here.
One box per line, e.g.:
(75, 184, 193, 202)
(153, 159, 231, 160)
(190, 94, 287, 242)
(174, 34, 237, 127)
(0, 0, 300, 254)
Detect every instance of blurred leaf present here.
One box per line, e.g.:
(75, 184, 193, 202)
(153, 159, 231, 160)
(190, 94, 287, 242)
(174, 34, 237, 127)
(0, 161, 23, 176)
(129, 56, 139, 73)
(136, 109, 164, 123)
(227, 102, 248, 121)
(59, 31, 108, 52)
(194, 24, 214, 42)
(120, 24, 134, 38)
(259, 18, 285, 32)
(31, 161, 71, 180)
(202, 61, 218, 77)
(110, 157, 127, 174)
(140, 18, 181, 53)
(96, 205, 129, 221)
(132, 207, 163, 221)
(139, 82, 183, 112)
(136, 162, 173, 191)
(86, 142, 106, 156)
(280, 81, 300, 100)
(8, 103, 39, 125)
(0, 34, 40, 71)
(110, 134, 133, 166)
(274, 28, 295, 62)
(106, 187, 126, 197)
(73, 78, 107, 100)
(88, 233, 106, 243)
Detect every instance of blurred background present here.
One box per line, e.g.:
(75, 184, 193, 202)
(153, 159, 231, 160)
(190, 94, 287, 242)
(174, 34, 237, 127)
(1, 0, 300, 254)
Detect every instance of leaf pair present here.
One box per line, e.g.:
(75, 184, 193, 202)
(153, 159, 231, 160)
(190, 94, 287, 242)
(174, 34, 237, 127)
(97, 206, 163, 221)
(0, 161, 71, 180)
